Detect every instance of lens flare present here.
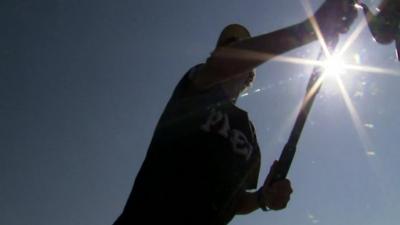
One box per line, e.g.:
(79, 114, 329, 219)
(323, 55, 346, 76)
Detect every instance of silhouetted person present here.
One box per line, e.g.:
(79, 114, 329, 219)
(113, 1, 357, 224)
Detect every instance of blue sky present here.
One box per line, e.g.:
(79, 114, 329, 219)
(1, 0, 400, 225)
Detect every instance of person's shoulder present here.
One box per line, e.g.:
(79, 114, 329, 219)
(176, 63, 206, 92)
(187, 63, 206, 80)
(186, 63, 209, 88)
(188, 60, 222, 90)
(167, 63, 207, 100)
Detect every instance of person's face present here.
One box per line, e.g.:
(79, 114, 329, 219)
(242, 70, 255, 92)
(223, 70, 256, 101)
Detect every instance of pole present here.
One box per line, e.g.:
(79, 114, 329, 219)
(272, 38, 339, 182)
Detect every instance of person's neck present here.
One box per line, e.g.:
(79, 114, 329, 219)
(220, 83, 239, 104)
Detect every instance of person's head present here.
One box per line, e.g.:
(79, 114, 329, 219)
(216, 23, 251, 47)
(216, 24, 256, 101)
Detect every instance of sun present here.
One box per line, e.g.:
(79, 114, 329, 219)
(322, 55, 346, 77)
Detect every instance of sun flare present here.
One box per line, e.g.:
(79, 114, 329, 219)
(322, 55, 346, 77)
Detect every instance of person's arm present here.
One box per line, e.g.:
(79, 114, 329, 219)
(192, 20, 316, 89)
(192, 0, 358, 89)
(234, 190, 260, 215)
(235, 161, 293, 214)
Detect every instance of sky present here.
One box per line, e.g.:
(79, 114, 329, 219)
(1, 0, 400, 225)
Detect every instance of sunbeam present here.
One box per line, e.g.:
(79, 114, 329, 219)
(335, 76, 373, 155)
(213, 0, 400, 95)
(338, 17, 369, 56)
(300, 0, 331, 57)
(343, 64, 400, 76)
(335, 75, 395, 209)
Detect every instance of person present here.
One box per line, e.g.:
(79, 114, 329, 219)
(113, 1, 357, 225)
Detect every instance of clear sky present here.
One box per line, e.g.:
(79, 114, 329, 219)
(1, 0, 400, 225)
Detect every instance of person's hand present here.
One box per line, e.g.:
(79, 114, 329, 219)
(314, 0, 358, 41)
(259, 161, 293, 210)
